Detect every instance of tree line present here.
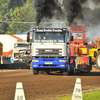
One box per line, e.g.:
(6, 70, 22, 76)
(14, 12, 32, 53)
(0, 0, 36, 34)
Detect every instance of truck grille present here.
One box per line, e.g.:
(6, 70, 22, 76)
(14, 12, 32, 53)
(36, 48, 62, 56)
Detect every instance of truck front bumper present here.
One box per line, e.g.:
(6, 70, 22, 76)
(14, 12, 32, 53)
(32, 58, 69, 69)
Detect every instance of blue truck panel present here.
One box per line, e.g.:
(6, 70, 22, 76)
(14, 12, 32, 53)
(70, 56, 76, 70)
(32, 58, 69, 69)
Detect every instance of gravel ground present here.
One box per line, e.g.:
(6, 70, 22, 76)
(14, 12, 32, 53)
(0, 68, 100, 100)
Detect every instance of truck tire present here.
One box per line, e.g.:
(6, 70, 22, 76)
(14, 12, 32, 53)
(96, 51, 100, 69)
(87, 56, 92, 72)
(63, 69, 69, 76)
(33, 68, 38, 75)
(90, 56, 92, 70)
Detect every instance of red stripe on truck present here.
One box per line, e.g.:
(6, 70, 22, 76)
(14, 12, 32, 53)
(9, 35, 23, 41)
(2, 49, 13, 57)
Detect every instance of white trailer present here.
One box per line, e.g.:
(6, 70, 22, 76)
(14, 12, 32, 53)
(0, 34, 32, 63)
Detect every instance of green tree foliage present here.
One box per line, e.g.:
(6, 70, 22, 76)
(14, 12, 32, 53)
(7, 1, 36, 34)
(0, 0, 10, 34)
(8, 0, 27, 10)
(0, 0, 36, 34)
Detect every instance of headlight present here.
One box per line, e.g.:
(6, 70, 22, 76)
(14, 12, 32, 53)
(59, 60, 66, 62)
(32, 60, 39, 62)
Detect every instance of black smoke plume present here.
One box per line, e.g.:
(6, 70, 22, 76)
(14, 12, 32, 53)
(92, 0, 100, 5)
(63, 0, 87, 25)
(34, 0, 63, 26)
(82, 6, 100, 41)
(33, 0, 100, 26)
(83, 7, 100, 25)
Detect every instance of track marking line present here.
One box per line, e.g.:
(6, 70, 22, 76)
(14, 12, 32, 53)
(14, 82, 26, 100)
(72, 78, 83, 100)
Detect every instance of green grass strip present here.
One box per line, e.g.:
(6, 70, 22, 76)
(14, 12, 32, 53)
(51, 90, 100, 100)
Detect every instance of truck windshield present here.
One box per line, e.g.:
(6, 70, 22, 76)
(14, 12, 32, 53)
(71, 32, 83, 39)
(33, 32, 66, 43)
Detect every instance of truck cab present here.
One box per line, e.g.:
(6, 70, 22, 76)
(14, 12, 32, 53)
(12, 40, 30, 62)
(70, 25, 92, 72)
(70, 25, 87, 56)
(28, 28, 76, 75)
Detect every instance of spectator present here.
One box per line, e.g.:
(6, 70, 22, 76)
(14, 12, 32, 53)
(76, 34, 82, 39)
(29, 52, 32, 57)
(38, 35, 41, 40)
(20, 52, 25, 57)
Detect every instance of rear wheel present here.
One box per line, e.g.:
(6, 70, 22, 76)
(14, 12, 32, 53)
(96, 51, 100, 69)
(87, 56, 92, 72)
(33, 68, 38, 75)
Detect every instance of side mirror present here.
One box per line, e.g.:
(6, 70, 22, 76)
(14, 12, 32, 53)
(27, 32, 30, 42)
(71, 36, 73, 41)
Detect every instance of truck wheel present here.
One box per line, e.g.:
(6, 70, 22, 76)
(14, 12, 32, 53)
(87, 56, 92, 72)
(63, 69, 69, 76)
(33, 68, 38, 75)
(87, 67, 90, 73)
(96, 51, 100, 69)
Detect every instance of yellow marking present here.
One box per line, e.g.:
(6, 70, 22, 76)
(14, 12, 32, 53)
(79, 48, 87, 54)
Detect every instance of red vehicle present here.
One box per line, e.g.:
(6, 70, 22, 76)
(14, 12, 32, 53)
(70, 25, 92, 73)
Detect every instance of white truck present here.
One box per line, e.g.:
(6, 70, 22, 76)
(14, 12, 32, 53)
(27, 28, 76, 75)
(12, 40, 30, 63)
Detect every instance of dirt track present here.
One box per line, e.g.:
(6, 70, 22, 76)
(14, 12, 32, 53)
(0, 68, 100, 100)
